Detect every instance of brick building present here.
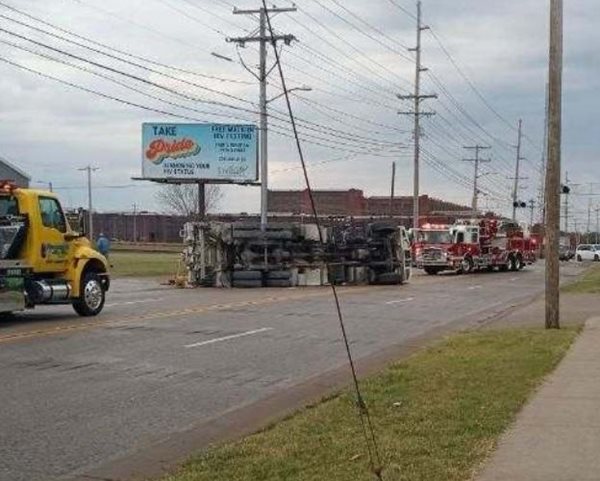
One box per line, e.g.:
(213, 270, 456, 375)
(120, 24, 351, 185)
(268, 189, 471, 225)
(93, 212, 187, 243)
(268, 189, 366, 216)
(90, 190, 472, 243)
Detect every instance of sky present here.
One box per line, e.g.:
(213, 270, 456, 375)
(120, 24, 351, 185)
(0, 0, 597, 228)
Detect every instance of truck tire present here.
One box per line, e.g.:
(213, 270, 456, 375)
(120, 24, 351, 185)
(266, 270, 291, 281)
(460, 256, 474, 274)
(424, 267, 440, 276)
(233, 279, 263, 288)
(72, 272, 106, 317)
(516, 254, 525, 270)
(595, 255, 599, 262)
(577, 255, 582, 262)
(232, 270, 262, 281)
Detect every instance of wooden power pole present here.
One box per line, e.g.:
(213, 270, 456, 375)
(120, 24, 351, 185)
(545, 0, 563, 330)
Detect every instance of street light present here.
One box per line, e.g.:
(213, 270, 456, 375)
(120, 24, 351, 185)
(267, 86, 312, 104)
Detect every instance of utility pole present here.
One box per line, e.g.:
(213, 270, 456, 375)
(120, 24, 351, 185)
(78, 165, 99, 241)
(389, 161, 396, 217)
(462, 145, 491, 214)
(398, 0, 437, 231)
(228, 5, 296, 232)
(538, 82, 549, 223)
(545, 0, 563, 330)
(511, 119, 527, 221)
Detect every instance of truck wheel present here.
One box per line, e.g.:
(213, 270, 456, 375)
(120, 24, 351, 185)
(577, 255, 582, 262)
(595, 255, 599, 262)
(72, 272, 106, 317)
(460, 257, 474, 274)
(516, 255, 525, 270)
(508, 255, 518, 271)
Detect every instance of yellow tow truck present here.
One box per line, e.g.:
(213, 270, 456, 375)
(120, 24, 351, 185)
(0, 181, 109, 316)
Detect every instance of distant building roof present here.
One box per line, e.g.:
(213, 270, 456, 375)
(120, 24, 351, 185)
(0, 155, 31, 181)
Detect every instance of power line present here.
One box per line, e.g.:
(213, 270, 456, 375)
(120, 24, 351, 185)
(261, 3, 384, 478)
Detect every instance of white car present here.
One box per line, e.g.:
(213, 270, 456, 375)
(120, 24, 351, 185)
(575, 244, 600, 262)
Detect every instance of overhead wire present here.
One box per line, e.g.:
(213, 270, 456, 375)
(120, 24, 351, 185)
(262, 3, 384, 479)
(0, 18, 403, 150)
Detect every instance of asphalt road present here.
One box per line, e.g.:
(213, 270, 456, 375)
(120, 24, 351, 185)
(0, 262, 587, 481)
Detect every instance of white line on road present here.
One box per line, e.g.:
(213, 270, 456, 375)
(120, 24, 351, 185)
(509, 277, 519, 282)
(105, 298, 165, 308)
(467, 285, 483, 290)
(386, 297, 415, 305)
(185, 327, 273, 349)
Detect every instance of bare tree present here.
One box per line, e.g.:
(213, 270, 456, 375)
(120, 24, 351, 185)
(156, 184, 223, 218)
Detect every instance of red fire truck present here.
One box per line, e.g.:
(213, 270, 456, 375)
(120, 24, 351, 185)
(414, 219, 537, 275)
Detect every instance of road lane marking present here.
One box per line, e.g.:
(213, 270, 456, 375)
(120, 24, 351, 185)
(185, 327, 273, 348)
(105, 298, 165, 308)
(0, 287, 378, 345)
(385, 297, 415, 305)
(467, 285, 483, 290)
(509, 277, 519, 282)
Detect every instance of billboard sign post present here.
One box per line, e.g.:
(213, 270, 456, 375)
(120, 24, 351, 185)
(141, 123, 258, 183)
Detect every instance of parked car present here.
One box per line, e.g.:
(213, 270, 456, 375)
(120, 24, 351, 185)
(559, 244, 575, 261)
(575, 244, 600, 262)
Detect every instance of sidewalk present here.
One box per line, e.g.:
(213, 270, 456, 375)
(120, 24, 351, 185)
(475, 316, 600, 481)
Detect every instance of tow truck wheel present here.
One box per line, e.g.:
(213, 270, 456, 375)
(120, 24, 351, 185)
(73, 272, 106, 317)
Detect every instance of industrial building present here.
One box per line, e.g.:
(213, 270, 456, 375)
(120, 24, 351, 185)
(0, 156, 30, 187)
(90, 189, 474, 244)
(268, 188, 471, 219)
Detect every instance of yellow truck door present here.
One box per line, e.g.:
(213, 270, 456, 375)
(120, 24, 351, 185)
(36, 196, 70, 273)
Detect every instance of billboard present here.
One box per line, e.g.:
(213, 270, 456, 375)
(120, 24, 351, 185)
(142, 123, 258, 183)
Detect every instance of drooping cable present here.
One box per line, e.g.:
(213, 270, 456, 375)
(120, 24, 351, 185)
(262, 2, 384, 479)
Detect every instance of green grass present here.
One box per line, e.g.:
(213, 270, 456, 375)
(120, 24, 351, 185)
(563, 265, 600, 294)
(108, 251, 181, 278)
(163, 328, 579, 481)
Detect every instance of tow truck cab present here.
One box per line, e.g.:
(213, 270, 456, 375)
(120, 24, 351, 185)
(0, 181, 109, 316)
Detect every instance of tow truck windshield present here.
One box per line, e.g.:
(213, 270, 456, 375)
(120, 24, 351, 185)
(418, 230, 452, 244)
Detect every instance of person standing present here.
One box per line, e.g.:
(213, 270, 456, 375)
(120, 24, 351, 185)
(96, 233, 111, 258)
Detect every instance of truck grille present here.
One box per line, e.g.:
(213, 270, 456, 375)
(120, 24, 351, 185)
(422, 248, 443, 261)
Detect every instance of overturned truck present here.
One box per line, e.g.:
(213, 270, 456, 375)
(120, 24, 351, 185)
(181, 219, 412, 288)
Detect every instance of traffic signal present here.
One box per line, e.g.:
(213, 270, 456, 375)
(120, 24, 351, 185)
(513, 201, 527, 208)
(561, 184, 571, 194)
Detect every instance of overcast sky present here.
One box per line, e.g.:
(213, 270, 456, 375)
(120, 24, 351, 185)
(0, 0, 597, 226)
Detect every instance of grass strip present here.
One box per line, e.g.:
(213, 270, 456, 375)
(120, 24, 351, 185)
(163, 327, 579, 481)
(563, 265, 600, 293)
(108, 251, 180, 278)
